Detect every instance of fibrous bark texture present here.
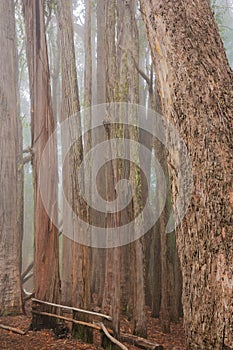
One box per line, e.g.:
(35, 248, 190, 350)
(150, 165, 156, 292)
(140, 0, 233, 349)
(23, 0, 60, 318)
(0, 0, 22, 316)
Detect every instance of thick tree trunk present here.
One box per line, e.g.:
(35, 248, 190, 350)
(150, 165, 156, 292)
(57, 0, 92, 342)
(0, 0, 23, 316)
(96, 0, 106, 104)
(101, 1, 121, 339)
(150, 223, 161, 318)
(118, 0, 147, 336)
(152, 136, 171, 333)
(57, 0, 76, 307)
(140, 0, 233, 348)
(51, 24, 61, 125)
(23, 0, 60, 327)
(90, 0, 106, 308)
(167, 233, 182, 322)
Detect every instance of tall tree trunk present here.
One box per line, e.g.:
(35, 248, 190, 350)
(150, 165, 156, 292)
(167, 232, 182, 322)
(0, 0, 23, 316)
(155, 124, 172, 333)
(101, 1, 121, 339)
(90, 0, 106, 308)
(23, 0, 60, 327)
(117, 0, 147, 336)
(51, 23, 61, 125)
(57, 0, 92, 342)
(83, 0, 92, 329)
(147, 80, 182, 326)
(84, 0, 92, 113)
(57, 0, 74, 307)
(96, 0, 106, 105)
(140, 0, 233, 348)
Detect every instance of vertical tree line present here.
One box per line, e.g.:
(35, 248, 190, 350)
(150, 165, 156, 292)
(0, 0, 22, 316)
(0, 1, 232, 350)
(22, 0, 60, 327)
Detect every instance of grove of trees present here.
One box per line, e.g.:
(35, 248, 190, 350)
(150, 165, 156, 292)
(0, 0, 232, 349)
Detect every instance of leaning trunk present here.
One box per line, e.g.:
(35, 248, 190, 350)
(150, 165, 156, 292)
(140, 0, 233, 348)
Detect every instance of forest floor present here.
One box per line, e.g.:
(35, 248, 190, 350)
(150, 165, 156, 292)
(0, 301, 186, 350)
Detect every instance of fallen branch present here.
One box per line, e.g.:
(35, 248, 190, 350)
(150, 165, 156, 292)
(32, 310, 113, 333)
(0, 324, 27, 335)
(22, 154, 32, 164)
(23, 146, 32, 154)
(21, 262, 33, 281)
(32, 298, 112, 321)
(99, 322, 128, 350)
(22, 272, 33, 285)
(119, 333, 164, 350)
(23, 291, 35, 302)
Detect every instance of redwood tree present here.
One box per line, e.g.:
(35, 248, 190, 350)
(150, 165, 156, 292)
(0, 0, 22, 316)
(23, 0, 60, 321)
(57, 0, 92, 342)
(140, 0, 233, 348)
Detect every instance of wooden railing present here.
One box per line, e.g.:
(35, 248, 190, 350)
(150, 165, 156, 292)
(30, 298, 164, 350)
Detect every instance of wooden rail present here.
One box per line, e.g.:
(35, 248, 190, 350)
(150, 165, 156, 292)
(32, 310, 105, 331)
(32, 298, 112, 320)
(32, 298, 164, 350)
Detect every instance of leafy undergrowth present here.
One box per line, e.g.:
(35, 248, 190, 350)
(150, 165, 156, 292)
(0, 303, 186, 350)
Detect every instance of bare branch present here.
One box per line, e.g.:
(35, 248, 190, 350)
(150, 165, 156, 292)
(23, 291, 35, 302)
(120, 333, 164, 350)
(22, 272, 33, 284)
(21, 262, 33, 280)
(126, 46, 152, 86)
(0, 324, 27, 335)
(23, 147, 31, 153)
(99, 322, 128, 350)
(22, 155, 32, 165)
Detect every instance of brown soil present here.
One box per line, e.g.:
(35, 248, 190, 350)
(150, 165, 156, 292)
(0, 302, 186, 350)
